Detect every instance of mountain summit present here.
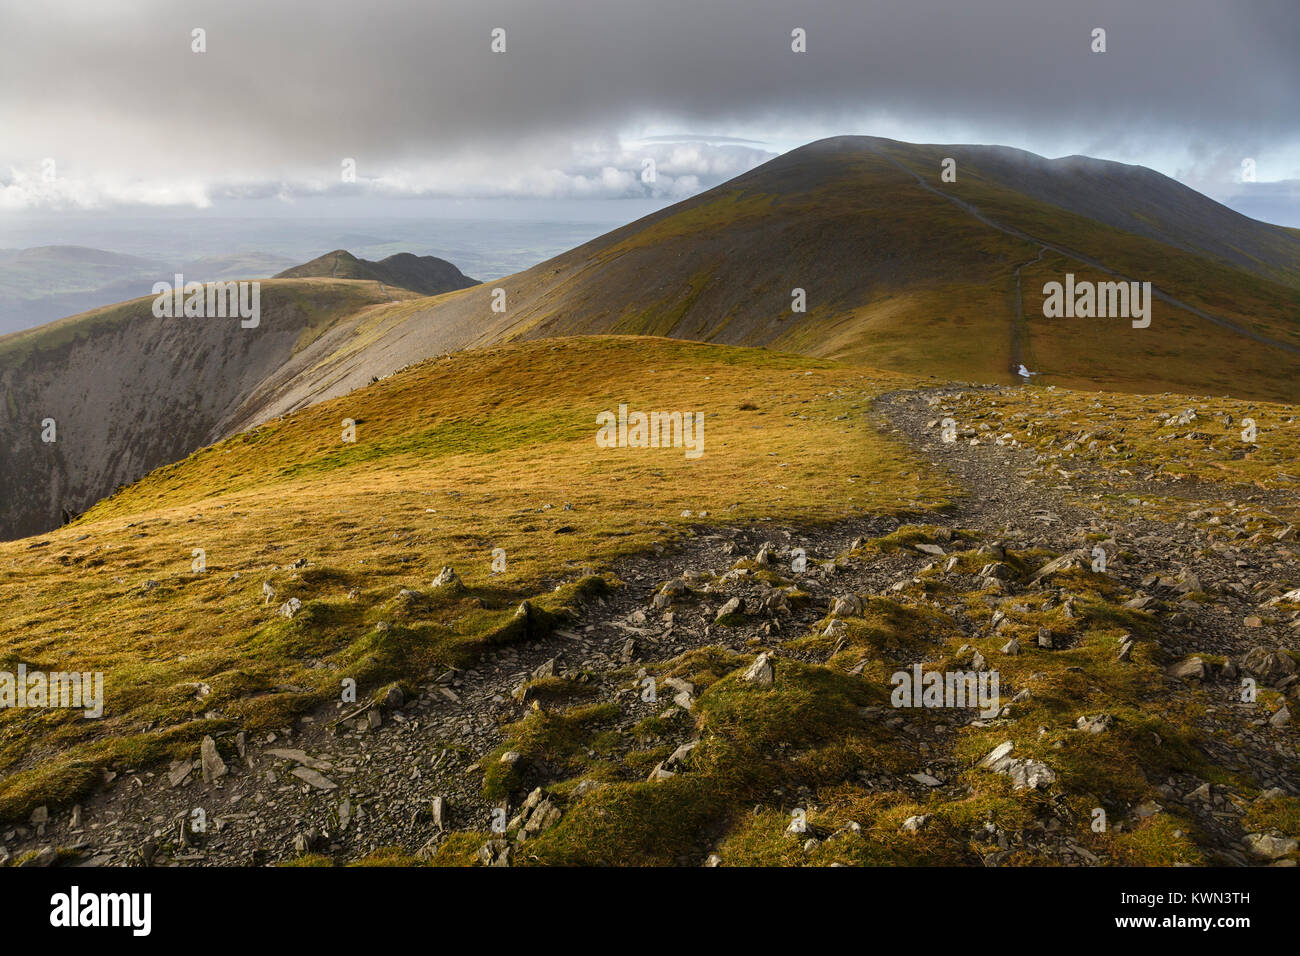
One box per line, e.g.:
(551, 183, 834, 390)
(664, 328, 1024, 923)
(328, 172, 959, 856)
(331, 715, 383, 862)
(235, 137, 1300, 416)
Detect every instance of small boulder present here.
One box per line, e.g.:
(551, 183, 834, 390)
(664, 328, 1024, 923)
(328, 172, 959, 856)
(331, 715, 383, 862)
(200, 736, 227, 783)
(830, 594, 865, 617)
(743, 652, 774, 686)
(430, 566, 464, 592)
(715, 597, 744, 621)
(1244, 832, 1298, 860)
(1166, 656, 1208, 681)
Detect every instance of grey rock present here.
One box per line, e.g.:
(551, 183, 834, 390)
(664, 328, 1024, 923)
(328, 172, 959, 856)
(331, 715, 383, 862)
(978, 741, 1015, 770)
(200, 736, 227, 783)
(1076, 713, 1114, 733)
(1166, 657, 1207, 681)
(1241, 646, 1297, 684)
(1244, 832, 1298, 860)
(716, 596, 744, 621)
(290, 766, 338, 790)
(1006, 759, 1057, 791)
(476, 838, 511, 867)
(830, 594, 865, 617)
(431, 566, 463, 591)
(20, 846, 58, 868)
(292, 829, 323, 854)
(1031, 550, 1089, 583)
(265, 748, 333, 771)
(167, 760, 194, 788)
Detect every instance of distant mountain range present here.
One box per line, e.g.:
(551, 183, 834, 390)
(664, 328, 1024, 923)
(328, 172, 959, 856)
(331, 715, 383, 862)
(0, 246, 300, 335)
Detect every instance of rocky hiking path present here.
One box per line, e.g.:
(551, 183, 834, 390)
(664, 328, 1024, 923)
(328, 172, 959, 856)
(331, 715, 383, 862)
(7, 387, 1297, 867)
(881, 386, 1299, 862)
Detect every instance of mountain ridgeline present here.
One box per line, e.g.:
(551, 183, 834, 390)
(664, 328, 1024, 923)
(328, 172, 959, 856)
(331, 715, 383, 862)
(3, 135, 1299, 539)
(230, 136, 1300, 419)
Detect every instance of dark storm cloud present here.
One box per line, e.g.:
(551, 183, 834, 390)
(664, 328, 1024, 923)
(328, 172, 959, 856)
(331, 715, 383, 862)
(1, 0, 1297, 206)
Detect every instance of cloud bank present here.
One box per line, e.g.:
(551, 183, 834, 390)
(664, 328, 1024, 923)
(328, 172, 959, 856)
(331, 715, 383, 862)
(1, 0, 1297, 211)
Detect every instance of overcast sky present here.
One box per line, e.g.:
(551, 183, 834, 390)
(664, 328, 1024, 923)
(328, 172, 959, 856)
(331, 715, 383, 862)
(1, 0, 1298, 222)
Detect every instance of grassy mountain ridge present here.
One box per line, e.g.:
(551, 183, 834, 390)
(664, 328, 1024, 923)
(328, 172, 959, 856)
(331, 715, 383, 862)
(0, 336, 946, 821)
(1, 335, 1296, 868)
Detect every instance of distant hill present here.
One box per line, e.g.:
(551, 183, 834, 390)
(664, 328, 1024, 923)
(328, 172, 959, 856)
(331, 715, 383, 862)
(0, 245, 172, 335)
(275, 250, 478, 295)
(179, 251, 299, 281)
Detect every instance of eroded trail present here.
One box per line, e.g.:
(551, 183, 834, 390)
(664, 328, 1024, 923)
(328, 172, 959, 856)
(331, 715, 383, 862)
(10, 387, 1297, 868)
(1009, 247, 1047, 374)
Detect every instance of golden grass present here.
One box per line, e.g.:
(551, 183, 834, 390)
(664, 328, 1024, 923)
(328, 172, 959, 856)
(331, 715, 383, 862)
(0, 335, 952, 820)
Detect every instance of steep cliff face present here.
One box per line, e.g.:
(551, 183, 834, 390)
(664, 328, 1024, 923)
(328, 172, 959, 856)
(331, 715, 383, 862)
(0, 279, 402, 539)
